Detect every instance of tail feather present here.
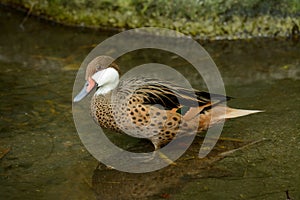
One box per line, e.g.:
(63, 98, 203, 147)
(199, 106, 263, 129)
(225, 107, 263, 119)
(209, 106, 263, 122)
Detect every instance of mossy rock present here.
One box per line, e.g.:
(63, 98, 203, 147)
(1, 0, 300, 40)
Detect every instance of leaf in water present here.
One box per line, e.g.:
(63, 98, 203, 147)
(0, 147, 11, 160)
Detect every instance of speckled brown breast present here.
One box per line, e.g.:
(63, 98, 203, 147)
(90, 92, 202, 149)
(90, 93, 120, 132)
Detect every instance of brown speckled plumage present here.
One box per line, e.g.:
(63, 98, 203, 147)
(90, 84, 192, 149)
(75, 56, 261, 150)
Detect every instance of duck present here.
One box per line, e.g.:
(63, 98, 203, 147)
(74, 55, 261, 150)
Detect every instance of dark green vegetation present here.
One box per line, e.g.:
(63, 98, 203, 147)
(2, 0, 300, 40)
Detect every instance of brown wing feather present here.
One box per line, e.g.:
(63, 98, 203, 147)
(133, 80, 230, 109)
(116, 78, 231, 115)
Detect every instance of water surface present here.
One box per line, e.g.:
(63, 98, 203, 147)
(0, 6, 300, 200)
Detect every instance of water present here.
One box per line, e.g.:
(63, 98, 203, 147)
(1, 6, 300, 200)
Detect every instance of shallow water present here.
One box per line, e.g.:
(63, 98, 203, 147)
(1, 6, 300, 200)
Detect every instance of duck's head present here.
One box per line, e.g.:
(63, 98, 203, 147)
(73, 56, 120, 102)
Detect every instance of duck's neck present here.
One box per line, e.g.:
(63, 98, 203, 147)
(92, 68, 119, 96)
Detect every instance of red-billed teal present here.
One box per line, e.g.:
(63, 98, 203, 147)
(74, 56, 261, 150)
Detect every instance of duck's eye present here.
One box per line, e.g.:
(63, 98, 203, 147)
(96, 66, 103, 70)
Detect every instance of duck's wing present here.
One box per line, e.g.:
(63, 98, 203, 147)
(130, 79, 231, 113)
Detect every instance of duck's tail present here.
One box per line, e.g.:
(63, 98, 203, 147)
(224, 107, 263, 119)
(208, 106, 263, 123)
(193, 106, 263, 130)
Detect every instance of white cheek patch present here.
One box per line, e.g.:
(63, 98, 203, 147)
(92, 70, 105, 83)
(92, 68, 119, 85)
(92, 68, 119, 95)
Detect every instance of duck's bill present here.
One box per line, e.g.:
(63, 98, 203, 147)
(73, 79, 96, 102)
